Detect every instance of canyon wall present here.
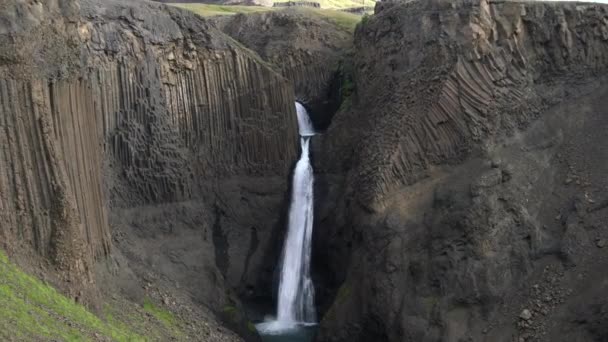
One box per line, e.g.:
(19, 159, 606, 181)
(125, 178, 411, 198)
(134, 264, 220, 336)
(0, 0, 298, 334)
(218, 9, 353, 129)
(315, 1, 608, 341)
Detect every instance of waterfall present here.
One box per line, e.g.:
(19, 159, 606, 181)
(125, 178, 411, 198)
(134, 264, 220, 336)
(296, 102, 315, 137)
(257, 102, 317, 335)
(277, 135, 316, 323)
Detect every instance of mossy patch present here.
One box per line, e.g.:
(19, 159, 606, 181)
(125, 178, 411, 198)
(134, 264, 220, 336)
(0, 249, 185, 341)
(0, 250, 143, 341)
(273, 0, 376, 10)
(337, 57, 355, 111)
(143, 298, 177, 328)
(335, 283, 352, 304)
(222, 305, 239, 321)
(172, 3, 275, 17)
(296, 8, 362, 32)
(172, 3, 363, 32)
(247, 321, 257, 333)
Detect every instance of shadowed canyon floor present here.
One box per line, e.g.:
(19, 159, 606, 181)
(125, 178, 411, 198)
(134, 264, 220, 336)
(1, 0, 608, 341)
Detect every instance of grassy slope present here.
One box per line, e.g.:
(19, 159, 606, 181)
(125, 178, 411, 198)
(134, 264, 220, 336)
(272, 0, 375, 10)
(173, 0, 374, 11)
(172, 3, 362, 32)
(297, 7, 361, 31)
(172, 3, 274, 16)
(0, 250, 182, 341)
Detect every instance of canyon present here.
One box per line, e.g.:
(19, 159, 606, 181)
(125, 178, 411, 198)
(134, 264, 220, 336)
(1, 0, 608, 341)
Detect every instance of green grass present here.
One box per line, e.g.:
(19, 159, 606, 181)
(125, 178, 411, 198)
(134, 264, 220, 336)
(172, 3, 362, 32)
(172, 3, 275, 16)
(273, 0, 375, 9)
(0, 249, 183, 341)
(143, 298, 176, 328)
(297, 7, 362, 32)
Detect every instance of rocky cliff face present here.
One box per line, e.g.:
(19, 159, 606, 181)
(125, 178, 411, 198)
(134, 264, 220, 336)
(0, 0, 299, 338)
(217, 9, 354, 129)
(315, 1, 608, 341)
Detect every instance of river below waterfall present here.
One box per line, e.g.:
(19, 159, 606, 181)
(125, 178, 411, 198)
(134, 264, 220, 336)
(258, 325, 317, 342)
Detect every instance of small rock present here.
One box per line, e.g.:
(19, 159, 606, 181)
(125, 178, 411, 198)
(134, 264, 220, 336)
(596, 239, 606, 248)
(520, 309, 532, 320)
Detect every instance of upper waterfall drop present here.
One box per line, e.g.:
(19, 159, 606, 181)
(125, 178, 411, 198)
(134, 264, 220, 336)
(296, 102, 315, 137)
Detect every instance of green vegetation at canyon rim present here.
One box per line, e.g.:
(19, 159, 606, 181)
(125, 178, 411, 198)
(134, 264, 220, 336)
(171, 4, 362, 31)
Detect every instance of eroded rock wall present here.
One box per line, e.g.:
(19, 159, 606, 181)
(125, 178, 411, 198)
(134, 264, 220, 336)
(0, 0, 299, 328)
(322, 0, 608, 208)
(218, 9, 353, 128)
(315, 1, 608, 341)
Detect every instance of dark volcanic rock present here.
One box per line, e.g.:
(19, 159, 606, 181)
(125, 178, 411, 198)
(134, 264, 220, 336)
(217, 9, 354, 129)
(0, 0, 299, 339)
(315, 0, 608, 341)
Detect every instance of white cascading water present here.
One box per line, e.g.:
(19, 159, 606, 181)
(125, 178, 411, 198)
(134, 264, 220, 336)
(277, 135, 316, 323)
(257, 102, 316, 334)
(296, 102, 315, 137)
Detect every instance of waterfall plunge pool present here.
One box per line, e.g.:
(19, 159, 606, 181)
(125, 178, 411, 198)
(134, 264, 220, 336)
(256, 321, 317, 342)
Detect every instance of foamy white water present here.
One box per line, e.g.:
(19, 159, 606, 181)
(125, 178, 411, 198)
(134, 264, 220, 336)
(257, 102, 317, 335)
(296, 102, 315, 136)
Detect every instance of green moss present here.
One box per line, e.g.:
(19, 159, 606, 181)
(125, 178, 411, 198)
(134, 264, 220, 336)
(247, 321, 256, 333)
(335, 284, 351, 304)
(222, 305, 238, 320)
(273, 0, 376, 10)
(0, 249, 189, 341)
(360, 12, 370, 27)
(420, 296, 440, 311)
(172, 3, 275, 17)
(337, 57, 355, 111)
(0, 250, 144, 341)
(143, 298, 176, 328)
(172, 3, 362, 32)
(299, 8, 362, 32)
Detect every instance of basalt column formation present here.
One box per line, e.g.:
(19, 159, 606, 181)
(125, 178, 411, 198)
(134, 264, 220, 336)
(0, 0, 299, 316)
(314, 1, 608, 341)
